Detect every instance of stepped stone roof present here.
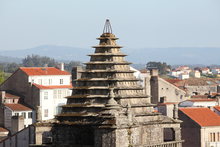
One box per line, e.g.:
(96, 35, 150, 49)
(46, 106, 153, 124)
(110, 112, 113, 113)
(55, 22, 180, 129)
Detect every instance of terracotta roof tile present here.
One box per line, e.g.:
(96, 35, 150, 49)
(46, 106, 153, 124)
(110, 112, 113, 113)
(188, 99, 216, 102)
(158, 102, 178, 106)
(20, 67, 70, 76)
(214, 106, 220, 112)
(179, 108, 220, 127)
(191, 95, 209, 98)
(4, 104, 32, 111)
(5, 93, 20, 99)
(33, 83, 73, 89)
(0, 127, 9, 132)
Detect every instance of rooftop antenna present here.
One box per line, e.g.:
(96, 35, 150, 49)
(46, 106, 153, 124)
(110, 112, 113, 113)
(103, 19, 112, 34)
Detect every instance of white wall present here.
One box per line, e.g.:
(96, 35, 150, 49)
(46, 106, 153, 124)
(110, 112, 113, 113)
(40, 89, 71, 120)
(179, 101, 217, 107)
(28, 75, 71, 86)
(12, 111, 33, 127)
(4, 107, 34, 131)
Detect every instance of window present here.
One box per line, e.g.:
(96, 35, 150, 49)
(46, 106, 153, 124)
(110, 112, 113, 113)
(164, 128, 175, 142)
(53, 90, 57, 99)
(60, 79, 63, 84)
(28, 112, 32, 118)
(49, 79, 52, 85)
(38, 79, 42, 85)
(44, 109, 48, 117)
(22, 112, 26, 118)
(58, 90, 62, 99)
(44, 91, 48, 100)
(15, 113, 19, 116)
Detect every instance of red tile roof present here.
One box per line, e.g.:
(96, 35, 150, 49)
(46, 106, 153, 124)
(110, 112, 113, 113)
(158, 102, 178, 106)
(214, 106, 220, 112)
(0, 127, 9, 132)
(188, 99, 216, 102)
(20, 67, 70, 76)
(33, 83, 73, 89)
(139, 69, 148, 73)
(191, 95, 209, 98)
(4, 104, 32, 111)
(179, 108, 220, 127)
(5, 93, 20, 99)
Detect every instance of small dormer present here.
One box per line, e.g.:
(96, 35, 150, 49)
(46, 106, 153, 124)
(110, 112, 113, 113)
(0, 91, 20, 104)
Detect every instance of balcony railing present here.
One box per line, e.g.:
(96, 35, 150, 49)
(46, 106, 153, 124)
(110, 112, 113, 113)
(142, 140, 183, 147)
(205, 142, 220, 147)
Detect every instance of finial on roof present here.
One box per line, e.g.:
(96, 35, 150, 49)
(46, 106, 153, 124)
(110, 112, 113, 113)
(103, 19, 112, 34)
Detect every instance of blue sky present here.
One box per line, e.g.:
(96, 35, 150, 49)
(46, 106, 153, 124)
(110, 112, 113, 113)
(0, 0, 220, 51)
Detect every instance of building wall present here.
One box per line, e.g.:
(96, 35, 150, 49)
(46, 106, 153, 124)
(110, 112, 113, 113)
(0, 69, 71, 121)
(0, 125, 35, 147)
(52, 123, 182, 147)
(4, 108, 12, 131)
(0, 70, 29, 98)
(158, 78, 187, 102)
(29, 75, 71, 86)
(40, 89, 70, 120)
(200, 126, 220, 147)
(179, 101, 217, 107)
(179, 110, 201, 147)
(4, 107, 34, 132)
(185, 85, 217, 95)
(149, 75, 187, 104)
(12, 111, 33, 127)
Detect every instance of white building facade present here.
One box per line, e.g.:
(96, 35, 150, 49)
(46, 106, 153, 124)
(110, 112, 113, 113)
(0, 67, 72, 121)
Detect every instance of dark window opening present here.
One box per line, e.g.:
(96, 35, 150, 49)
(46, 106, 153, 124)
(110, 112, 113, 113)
(164, 128, 175, 142)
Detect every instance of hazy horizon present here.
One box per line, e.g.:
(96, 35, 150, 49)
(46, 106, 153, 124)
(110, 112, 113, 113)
(0, 0, 220, 51)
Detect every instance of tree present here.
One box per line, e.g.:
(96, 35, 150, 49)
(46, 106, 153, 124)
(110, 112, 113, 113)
(22, 55, 57, 67)
(64, 61, 82, 72)
(146, 61, 171, 75)
(0, 70, 5, 84)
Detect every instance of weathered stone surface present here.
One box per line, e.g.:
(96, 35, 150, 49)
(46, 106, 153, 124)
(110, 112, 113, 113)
(50, 20, 183, 147)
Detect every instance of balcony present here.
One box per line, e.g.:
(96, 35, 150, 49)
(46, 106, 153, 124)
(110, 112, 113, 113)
(206, 142, 220, 147)
(142, 140, 183, 147)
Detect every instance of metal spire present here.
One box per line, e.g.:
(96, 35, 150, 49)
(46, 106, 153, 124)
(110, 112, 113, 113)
(103, 19, 112, 34)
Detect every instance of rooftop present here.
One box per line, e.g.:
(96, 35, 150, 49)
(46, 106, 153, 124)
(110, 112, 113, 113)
(187, 99, 216, 102)
(179, 107, 220, 127)
(4, 103, 32, 111)
(20, 67, 70, 76)
(214, 106, 220, 112)
(0, 127, 8, 133)
(0, 91, 20, 99)
(33, 83, 73, 89)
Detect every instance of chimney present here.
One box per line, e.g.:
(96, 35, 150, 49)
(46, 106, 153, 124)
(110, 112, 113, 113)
(217, 85, 220, 93)
(150, 68, 159, 77)
(217, 96, 220, 106)
(60, 63, 64, 71)
(173, 104, 178, 119)
(36, 106, 42, 122)
(0, 91, 6, 104)
(150, 68, 159, 104)
(72, 66, 83, 86)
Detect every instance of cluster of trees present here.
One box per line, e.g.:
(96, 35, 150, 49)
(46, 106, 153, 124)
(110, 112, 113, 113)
(146, 61, 171, 75)
(0, 55, 82, 74)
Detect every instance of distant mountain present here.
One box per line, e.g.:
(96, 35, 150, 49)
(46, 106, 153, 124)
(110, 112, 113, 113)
(0, 45, 219, 65)
(0, 45, 92, 62)
(0, 55, 22, 63)
(125, 47, 220, 65)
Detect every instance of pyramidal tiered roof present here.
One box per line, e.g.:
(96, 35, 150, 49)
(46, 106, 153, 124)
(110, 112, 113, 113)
(57, 20, 162, 127)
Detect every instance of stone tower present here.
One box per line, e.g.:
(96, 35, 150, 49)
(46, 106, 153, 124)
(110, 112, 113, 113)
(52, 20, 183, 147)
